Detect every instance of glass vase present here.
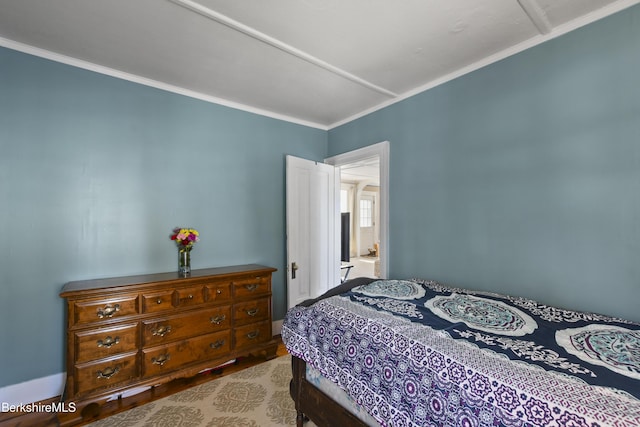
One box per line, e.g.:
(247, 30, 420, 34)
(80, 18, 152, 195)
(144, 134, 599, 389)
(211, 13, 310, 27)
(178, 247, 191, 276)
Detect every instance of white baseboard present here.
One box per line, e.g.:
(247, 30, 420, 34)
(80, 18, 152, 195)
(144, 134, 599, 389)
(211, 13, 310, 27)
(0, 320, 286, 408)
(272, 319, 283, 336)
(0, 373, 65, 407)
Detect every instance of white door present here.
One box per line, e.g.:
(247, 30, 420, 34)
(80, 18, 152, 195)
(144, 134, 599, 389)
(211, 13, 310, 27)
(286, 155, 340, 309)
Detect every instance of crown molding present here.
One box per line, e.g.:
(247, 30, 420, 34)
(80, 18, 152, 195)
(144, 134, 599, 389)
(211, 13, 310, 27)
(328, 0, 640, 129)
(0, 36, 329, 130)
(2, 0, 637, 132)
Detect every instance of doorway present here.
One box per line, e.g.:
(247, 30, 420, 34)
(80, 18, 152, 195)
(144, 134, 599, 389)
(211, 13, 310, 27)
(326, 141, 389, 281)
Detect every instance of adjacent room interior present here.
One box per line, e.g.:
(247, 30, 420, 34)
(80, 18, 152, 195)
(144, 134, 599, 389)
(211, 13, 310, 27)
(339, 156, 381, 281)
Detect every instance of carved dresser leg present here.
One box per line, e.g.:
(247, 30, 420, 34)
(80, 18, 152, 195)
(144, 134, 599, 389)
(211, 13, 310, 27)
(296, 411, 305, 427)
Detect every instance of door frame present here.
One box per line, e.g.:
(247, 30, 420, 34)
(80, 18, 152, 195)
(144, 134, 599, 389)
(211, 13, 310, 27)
(325, 141, 389, 279)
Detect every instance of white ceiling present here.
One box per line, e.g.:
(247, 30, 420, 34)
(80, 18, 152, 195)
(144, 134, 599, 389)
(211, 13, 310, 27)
(0, 0, 637, 129)
(341, 156, 380, 186)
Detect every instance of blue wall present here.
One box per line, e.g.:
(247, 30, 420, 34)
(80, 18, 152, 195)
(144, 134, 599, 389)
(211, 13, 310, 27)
(329, 5, 640, 322)
(2, 3, 639, 391)
(0, 47, 327, 387)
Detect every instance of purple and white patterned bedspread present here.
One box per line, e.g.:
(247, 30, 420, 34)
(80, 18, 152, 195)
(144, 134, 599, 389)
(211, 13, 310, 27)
(282, 279, 640, 427)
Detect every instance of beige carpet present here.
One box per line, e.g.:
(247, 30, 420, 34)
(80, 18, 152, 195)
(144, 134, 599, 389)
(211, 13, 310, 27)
(88, 354, 316, 427)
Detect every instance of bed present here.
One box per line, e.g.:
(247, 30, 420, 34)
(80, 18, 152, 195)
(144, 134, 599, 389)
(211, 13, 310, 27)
(282, 277, 640, 427)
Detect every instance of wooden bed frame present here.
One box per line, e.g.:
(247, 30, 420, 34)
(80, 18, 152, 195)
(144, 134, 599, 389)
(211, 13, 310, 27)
(290, 355, 370, 427)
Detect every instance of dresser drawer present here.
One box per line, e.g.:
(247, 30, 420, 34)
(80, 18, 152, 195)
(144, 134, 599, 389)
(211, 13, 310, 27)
(141, 290, 174, 313)
(234, 297, 270, 326)
(74, 323, 139, 364)
(73, 295, 139, 326)
(74, 352, 138, 395)
(142, 331, 231, 378)
(142, 306, 232, 346)
(173, 285, 206, 308)
(234, 320, 271, 351)
(204, 282, 232, 303)
(233, 276, 270, 299)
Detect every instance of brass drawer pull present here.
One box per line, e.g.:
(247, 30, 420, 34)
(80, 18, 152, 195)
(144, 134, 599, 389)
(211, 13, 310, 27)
(210, 315, 226, 325)
(152, 354, 170, 366)
(244, 284, 258, 291)
(210, 340, 225, 349)
(156, 298, 163, 304)
(188, 294, 194, 299)
(97, 336, 120, 348)
(246, 330, 260, 340)
(97, 304, 120, 319)
(216, 289, 222, 295)
(246, 308, 259, 316)
(97, 366, 119, 379)
(152, 325, 172, 337)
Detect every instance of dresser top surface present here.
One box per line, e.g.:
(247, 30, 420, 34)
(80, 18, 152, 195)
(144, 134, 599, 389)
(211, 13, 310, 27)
(60, 264, 277, 297)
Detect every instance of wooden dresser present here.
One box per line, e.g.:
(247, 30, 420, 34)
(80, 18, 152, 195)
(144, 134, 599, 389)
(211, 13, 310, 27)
(59, 264, 277, 423)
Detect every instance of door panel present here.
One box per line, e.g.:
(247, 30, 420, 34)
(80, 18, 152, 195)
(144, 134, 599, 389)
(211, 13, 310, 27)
(286, 156, 339, 308)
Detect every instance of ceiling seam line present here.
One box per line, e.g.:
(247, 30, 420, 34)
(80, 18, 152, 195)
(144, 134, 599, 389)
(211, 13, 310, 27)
(517, 0, 553, 34)
(328, 0, 640, 129)
(168, 0, 398, 98)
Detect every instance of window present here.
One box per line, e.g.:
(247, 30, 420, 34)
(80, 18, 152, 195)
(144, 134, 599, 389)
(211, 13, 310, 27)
(360, 198, 372, 227)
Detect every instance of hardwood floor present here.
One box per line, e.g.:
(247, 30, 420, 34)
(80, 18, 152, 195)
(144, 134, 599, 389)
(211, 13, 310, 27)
(0, 337, 288, 427)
